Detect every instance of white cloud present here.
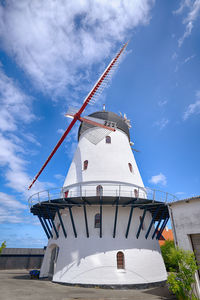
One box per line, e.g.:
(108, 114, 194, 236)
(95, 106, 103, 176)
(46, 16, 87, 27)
(175, 0, 200, 47)
(0, 68, 53, 199)
(0, 68, 35, 131)
(173, 0, 191, 15)
(183, 99, 200, 120)
(54, 174, 65, 181)
(184, 54, 195, 63)
(0, 0, 154, 97)
(23, 133, 41, 147)
(178, 21, 193, 47)
(149, 173, 167, 186)
(172, 52, 178, 60)
(57, 128, 65, 135)
(0, 192, 26, 210)
(158, 100, 168, 106)
(175, 192, 185, 196)
(154, 118, 169, 129)
(0, 192, 27, 224)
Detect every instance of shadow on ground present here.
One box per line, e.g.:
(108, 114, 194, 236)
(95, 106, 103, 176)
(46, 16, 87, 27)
(144, 286, 176, 299)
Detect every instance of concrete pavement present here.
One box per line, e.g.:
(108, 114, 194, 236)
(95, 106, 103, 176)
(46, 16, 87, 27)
(0, 270, 176, 300)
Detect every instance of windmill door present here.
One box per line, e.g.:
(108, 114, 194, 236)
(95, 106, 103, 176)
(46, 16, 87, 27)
(48, 246, 59, 279)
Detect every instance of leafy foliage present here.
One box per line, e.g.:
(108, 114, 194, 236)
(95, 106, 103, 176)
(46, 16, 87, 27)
(0, 241, 6, 254)
(167, 247, 198, 300)
(161, 240, 178, 272)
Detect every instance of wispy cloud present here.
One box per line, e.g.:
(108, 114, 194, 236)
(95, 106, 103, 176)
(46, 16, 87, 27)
(57, 128, 65, 135)
(0, 192, 27, 224)
(174, 0, 200, 47)
(175, 192, 185, 196)
(183, 90, 200, 120)
(178, 21, 193, 47)
(183, 100, 200, 120)
(158, 100, 168, 106)
(0, 68, 52, 200)
(174, 54, 195, 72)
(0, 0, 154, 98)
(184, 54, 195, 63)
(0, 67, 35, 131)
(54, 174, 65, 182)
(154, 118, 169, 130)
(149, 173, 167, 186)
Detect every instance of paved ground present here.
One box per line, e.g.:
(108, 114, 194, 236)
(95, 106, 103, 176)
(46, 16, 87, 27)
(0, 270, 177, 300)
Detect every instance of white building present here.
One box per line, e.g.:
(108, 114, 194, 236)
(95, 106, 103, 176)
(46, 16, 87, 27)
(29, 110, 172, 288)
(169, 197, 200, 298)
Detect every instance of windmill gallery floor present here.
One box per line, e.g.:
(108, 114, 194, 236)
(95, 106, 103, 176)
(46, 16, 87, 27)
(0, 270, 176, 300)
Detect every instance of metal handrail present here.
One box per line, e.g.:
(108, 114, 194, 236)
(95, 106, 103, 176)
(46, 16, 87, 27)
(28, 181, 179, 208)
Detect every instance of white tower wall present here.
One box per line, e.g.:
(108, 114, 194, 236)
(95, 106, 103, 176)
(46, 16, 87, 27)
(38, 112, 168, 287)
(40, 206, 167, 285)
(63, 128, 145, 198)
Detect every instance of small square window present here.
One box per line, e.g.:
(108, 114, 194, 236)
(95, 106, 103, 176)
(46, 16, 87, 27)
(83, 160, 88, 170)
(106, 136, 111, 144)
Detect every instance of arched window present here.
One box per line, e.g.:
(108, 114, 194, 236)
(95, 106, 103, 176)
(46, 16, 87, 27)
(64, 190, 69, 198)
(96, 185, 103, 197)
(94, 213, 100, 228)
(106, 136, 111, 144)
(128, 163, 133, 173)
(117, 251, 125, 269)
(83, 160, 88, 170)
(134, 189, 138, 198)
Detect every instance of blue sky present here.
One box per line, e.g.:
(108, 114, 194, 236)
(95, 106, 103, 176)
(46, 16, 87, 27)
(0, 0, 200, 248)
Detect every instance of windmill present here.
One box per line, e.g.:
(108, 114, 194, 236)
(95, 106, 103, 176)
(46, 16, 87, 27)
(28, 42, 172, 288)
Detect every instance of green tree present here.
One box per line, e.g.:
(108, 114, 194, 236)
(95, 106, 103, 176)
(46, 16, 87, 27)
(0, 241, 6, 254)
(167, 247, 198, 300)
(161, 240, 178, 272)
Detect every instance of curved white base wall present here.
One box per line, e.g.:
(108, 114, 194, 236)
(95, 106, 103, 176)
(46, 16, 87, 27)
(40, 206, 167, 285)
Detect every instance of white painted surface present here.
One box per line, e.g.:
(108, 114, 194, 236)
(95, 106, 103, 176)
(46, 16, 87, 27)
(40, 206, 167, 284)
(40, 115, 167, 285)
(169, 198, 200, 297)
(63, 128, 145, 196)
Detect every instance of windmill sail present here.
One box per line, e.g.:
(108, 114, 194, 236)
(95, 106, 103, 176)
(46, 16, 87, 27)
(28, 42, 128, 190)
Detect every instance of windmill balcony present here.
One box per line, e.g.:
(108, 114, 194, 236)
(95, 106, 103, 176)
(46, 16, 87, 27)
(28, 180, 178, 208)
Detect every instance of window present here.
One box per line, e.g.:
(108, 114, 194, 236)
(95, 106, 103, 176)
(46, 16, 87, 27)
(117, 251, 125, 269)
(94, 213, 100, 228)
(96, 185, 103, 196)
(134, 189, 138, 198)
(106, 136, 111, 144)
(64, 190, 69, 198)
(83, 160, 88, 170)
(128, 163, 133, 173)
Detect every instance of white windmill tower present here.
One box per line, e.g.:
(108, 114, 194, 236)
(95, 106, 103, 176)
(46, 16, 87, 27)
(29, 43, 171, 287)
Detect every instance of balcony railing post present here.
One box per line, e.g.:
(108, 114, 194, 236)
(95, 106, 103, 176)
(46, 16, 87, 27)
(165, 192, 168, 204)
(48, 191, 50, 203)
(80, 185, 82, 198)
(153, 190, 155, 202)
(38, 193, 40, 205)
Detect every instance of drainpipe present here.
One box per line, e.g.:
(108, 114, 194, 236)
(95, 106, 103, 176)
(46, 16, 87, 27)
(168, 205, 178, 247)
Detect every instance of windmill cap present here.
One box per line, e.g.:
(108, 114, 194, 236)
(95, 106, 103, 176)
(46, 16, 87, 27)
(78, 111, 130, 141)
